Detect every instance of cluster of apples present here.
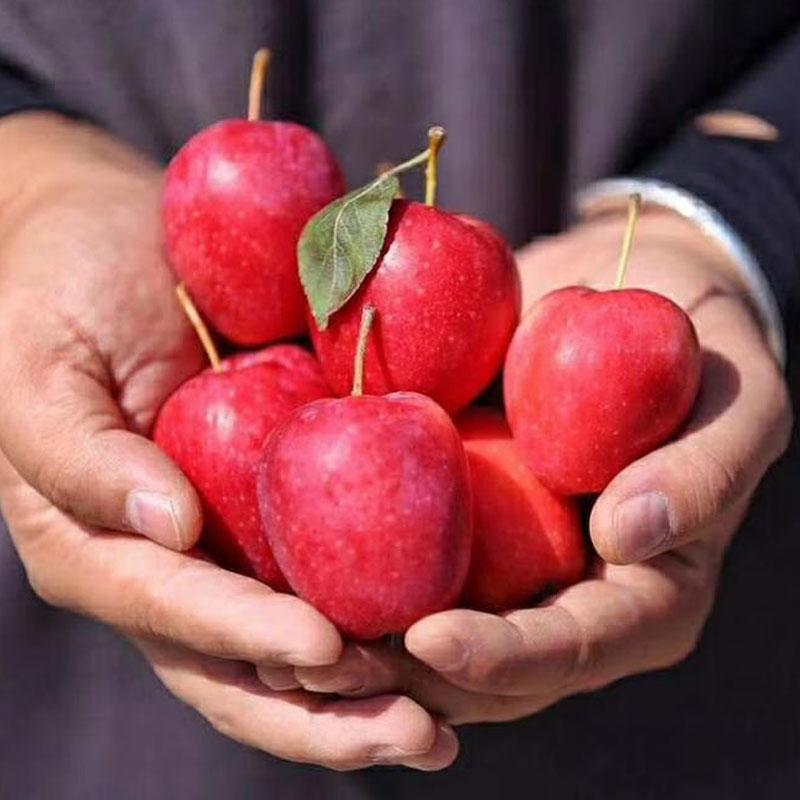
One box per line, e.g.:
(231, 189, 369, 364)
(153, 51, 702, 640)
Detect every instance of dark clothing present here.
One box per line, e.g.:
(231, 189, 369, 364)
(1, 2, 799, 798)
(641, 27, 800, 328)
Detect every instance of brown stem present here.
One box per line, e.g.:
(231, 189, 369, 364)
(352, 305, 376, 396)
(175, 282, 222, 372)
(248, 48, 271, 121)
(615, 193, 642, 290)
(424, 126, 446, 206)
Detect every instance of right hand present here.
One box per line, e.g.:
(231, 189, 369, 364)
(0, 112, 457, 771)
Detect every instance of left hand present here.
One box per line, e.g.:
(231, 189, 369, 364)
(271, 206, 792, 725)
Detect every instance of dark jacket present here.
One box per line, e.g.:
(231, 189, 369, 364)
(1, 2, 799, 798)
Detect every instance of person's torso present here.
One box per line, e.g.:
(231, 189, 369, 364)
(0, 0, 796, 243)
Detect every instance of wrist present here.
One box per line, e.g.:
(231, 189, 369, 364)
(581, 202, 748, 294)
(577, 179, 786, 367)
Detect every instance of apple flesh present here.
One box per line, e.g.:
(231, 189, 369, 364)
(505, 286, 702, 495)
(153, 345, 330, 589)
(457, 408, 585, 612)
(257, 391, 473, 639)
(164, 120, 345, 346)
(309, 199, 520, 414)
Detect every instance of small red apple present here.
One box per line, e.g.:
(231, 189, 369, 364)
(309, 199, 520, 415)
(457, 408, 585, 612)
(505, 195, 702, 495)
(258, 307, 472, 639)
(163, 51, 345, 345)
(505, 286, 701, 495)
(153, 345, 330, 589)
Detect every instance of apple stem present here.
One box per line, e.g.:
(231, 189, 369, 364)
(424, 126, 447, 206)
(175, 282, 222, 372)
(369, 129, 447, 198)
(352, 305, 376, 397)
(614, 193, 642, 290)
(247, 47, 271, 121)
(378, 147, 431, 183)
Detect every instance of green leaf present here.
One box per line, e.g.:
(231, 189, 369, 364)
(298, 173, 399, 330)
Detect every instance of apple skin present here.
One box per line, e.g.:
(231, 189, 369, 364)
(164, 120, 346, 346)
(309, 199, 520, 415)
(153, 345, 330, 590)
(456, 408, 585, 613)
(257, 391, 473, 640)
(505, 286, 702, 495)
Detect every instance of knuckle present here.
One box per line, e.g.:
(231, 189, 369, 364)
(33, 458, 78, 514)
(467, 653, 513, 690)
(675, 438, 740, 525)
(390, 696, 438, 751)
(135, 561, 208, 645)
(135, 563, 189, 641)
(548, 606, 598, 692)
(464, 623, 531, 692)
(16, 533, 78, 610)
(30, 434, 96, 519)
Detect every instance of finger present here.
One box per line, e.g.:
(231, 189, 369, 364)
(294, 643, 402, 696)
(140, 640, 458, 771)
(0, 321, 201, 549)
(8, 493, 342, 667)
(406, 553, 715, 697)
(590, 297, 791, 565)
(294, 642, 554, 725)
(256, 665, 301, 691)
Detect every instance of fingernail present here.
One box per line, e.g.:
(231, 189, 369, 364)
(369, 744, 428, 763)
(299, 670, 364, 694)
(403, 724, 459, 772)
(416, 637, 469, 673)
(612, 491, 673, 562)
(126, 490, 184, 550)
(283, 652, 335, 667)
(258, 668, 301, 691)
(324, 672, 365, 695)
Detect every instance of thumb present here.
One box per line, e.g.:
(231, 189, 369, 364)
(0, 356, 202, 550)
(590, 345, 791, 564)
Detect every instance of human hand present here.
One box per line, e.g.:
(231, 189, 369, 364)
(0, 112, 456, 770)
(284, 206, 792, 725)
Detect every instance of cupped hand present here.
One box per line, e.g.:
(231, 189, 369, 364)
(286, 205, 792, 725)
(0, 113, 456, 770)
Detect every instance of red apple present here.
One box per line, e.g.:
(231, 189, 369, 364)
(257, 391, 473, 639)
(309, 199, 520, 414)
(164, 120, 345, 345)
(457, 408, 585, 612)
(153, 345, 330, 589)
(505, 287, 702, 495)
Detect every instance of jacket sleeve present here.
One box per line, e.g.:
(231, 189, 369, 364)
(638, 27, 800, 331)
